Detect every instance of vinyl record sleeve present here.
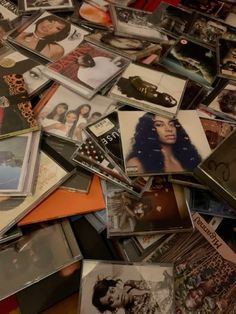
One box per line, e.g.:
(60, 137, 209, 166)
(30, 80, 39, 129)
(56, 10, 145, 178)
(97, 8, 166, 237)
(159, 37, 218, 87)
(0, 226, 22, 244)
(194, 129, 236, 210)
(44, 40, 130, 99)
(78, 259, 175, 314)
(7, 10, 89, 62)
(106, 177, 194, 237)
(0, 219, 82, 301)
(0, 0, 18, 21)
(0, 46, 50, 97)
(109, 4, 172, 43)
(110, 63, 187, 118)
(34, 83, 117, 143)
(0, 150, 74, 237)
(18, 0, 74, 13)
(85, 31, 160, 61)
(118, 110, 211, 177)
(0, 73, 39, 140)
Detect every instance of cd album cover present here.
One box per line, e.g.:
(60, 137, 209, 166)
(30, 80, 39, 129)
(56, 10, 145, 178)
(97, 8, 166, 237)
(78, 259, 175, 314)
(0, 133, 32, 195)
(0, 48, 50, 96)
(204, 82, 236, 121)
(0, 220, 82, 300)
(0, 0, 18, 21)
(44, 41, 130, 99)
(200, 117, 236, 149)
(118, 110, 211, 176)
(218, 38, 236, 80)
(195, 129, 236, 209)
(106, 177, 193, 236)
(0, 73, 39, 139)
(148, 2, 193, 36)
(71, 2, 112, 29)
(110, 63, 187, 117)
(160, 37, 218, 86)
(0, 151, 73, 237)
(109, 4, 170, 43)
(19, 0, 74, 13)
(34, 83, 117, 142)
(7, 11, 88, 62)
(85, 31, 160, 61)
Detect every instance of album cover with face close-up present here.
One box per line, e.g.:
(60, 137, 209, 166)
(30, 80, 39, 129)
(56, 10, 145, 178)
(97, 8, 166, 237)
(0, 46, 50, 97)
(106, 176, 193, 237)
(85, 31, 160, 61)
(78, 259, 175, 314)
(159, 37, 218, 87)
(218, 38, 236, 80)
(109, 4, 173, 43)
(44, 40, 130, 99)
(110, 63, 187, 118)
(7, 10, 89, 62)
(118, 110, 211, 177)
(34, 83, 118, 143)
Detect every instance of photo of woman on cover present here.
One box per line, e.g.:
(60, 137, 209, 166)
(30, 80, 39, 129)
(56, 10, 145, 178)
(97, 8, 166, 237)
(118, 110, 211, 176)
(13, 12, 87, 61)
(79, 260, 174, 314)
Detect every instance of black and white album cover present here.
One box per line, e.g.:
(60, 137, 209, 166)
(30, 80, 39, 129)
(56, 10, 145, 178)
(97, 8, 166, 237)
(78, 259, 175, 314)
(118, 110, 211, 176)
(19, 0, 74, 13)
(160, 37, 218, 86)
(148, 2, 193, 36)
(0, 0, 18, 21)
(109, 4, 170, 43)
(110, 63, 187, 118)
(8, 11, 88, 62)
(35, 83, 117, 143)
(219, 38, 236, 80)
(205, 82, 236, 121)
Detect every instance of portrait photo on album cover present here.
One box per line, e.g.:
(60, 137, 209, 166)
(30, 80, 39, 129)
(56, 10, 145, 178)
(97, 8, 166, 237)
(160, 38, 218, 86)
(106, 177, 193, 236)
(79, 260, 175, 314)
(10, 11, 88, 61)
(118, 110, 211, 176)
(35, 84, 116, 143)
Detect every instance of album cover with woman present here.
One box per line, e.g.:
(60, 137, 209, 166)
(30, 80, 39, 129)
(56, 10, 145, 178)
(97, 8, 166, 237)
(85, 31, 160, 61)
(0, 47, 50, 96)
(106, 177, 193, 236)
(34, 83, 117, 143)
(44, 40, 130, 99)
(110, 63, 187, 118)
(160, 37, 218, 87)
(203, 81, 236, 121)
(18, 0, 74, 13)
(71, 1, 113, 30)
(218, 38, 236, 80)
(109, 4, 171, 43)
(7, 10, 89, 62)
(78, 259, 175, 314)
(118, 110, 211, 176)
